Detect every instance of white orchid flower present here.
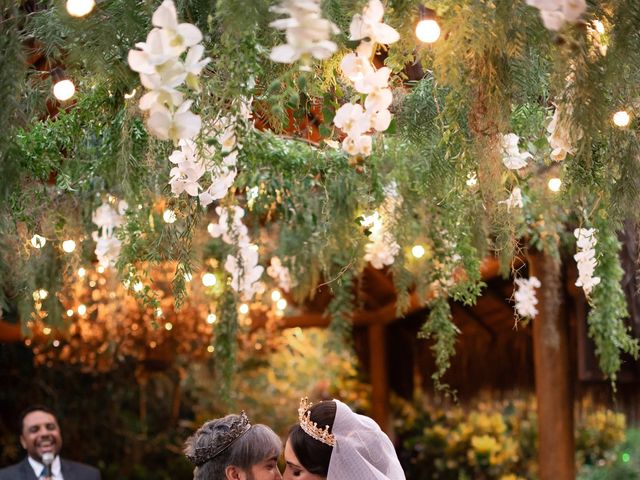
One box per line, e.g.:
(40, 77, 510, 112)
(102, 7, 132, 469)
(128, 28, 177, 75)
(342, 134, 372, 156)
(349, 0, 400, 45)
(367, 108, 392, 132)
(147, 100, 201, 143)
(184, 45, 211, 91)
(198, 168, 237, 206)
(499, 187, 524, 210)
(334, 103, 369, 137)
(152, 0, 203, 54)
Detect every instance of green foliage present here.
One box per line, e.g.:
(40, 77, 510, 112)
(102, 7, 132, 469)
(588, 216, 640, 384)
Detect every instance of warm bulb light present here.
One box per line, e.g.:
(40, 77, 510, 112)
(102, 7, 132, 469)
(207, 313, 217, 324)
(97, 265, 105, 274)
(163, 209, 177, 223)
(53, 340, 60, 347)
(33, 289, 48, 301)
(67, 309, 74, 316)
(613, 110, 631, 128)
(31, 234, 46, 249)
(43, 327, 52, 335)
(77, 304, 87, 315)
(202, 273, 217, 287)
(66, 0, 95, 17)
(276, 298, 288, 311)
(62, 239, 76, 253)
(78, 267, 86, 277)
(164, 322, 173, 331)
(156, 308, 163, 318)
(412, 245, 426, 259)
(207, 345, 215, 353)
(416, 19, 440, 43)
(133, 282, 144, 292)
(239, 303, 250, 315)
(53, 79, 76, 101)
(548, 177, 562, 192)
(271, 290, 282, 302)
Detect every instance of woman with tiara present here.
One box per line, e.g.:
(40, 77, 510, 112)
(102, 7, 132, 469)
(283, 398, 406, 480)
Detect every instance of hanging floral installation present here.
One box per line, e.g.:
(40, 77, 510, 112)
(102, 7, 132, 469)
(1, 0, 640, 388)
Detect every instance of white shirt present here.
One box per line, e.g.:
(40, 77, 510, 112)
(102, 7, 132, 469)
(28, 455, 64, 480)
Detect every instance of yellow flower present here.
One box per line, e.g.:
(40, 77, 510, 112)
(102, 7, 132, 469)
(471, 434, 500, 454)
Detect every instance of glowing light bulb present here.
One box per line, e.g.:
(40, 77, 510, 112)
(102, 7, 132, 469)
(164, 322, 173, 331)
(67, 309, 74, 316)
(412, 245, 426, 259)
(207, 313, 217, 324)
(416, 19, 440, 43)
(31, 234, 46, 249)
(97, 266, 105, 274)
(66, 0, 95, 17)
(53, 340, 60, 347)
(77, 304, 87, 315)
(613, 110, 631, 128)
(202, 273, 217, 287)
(163, 209, 177, 223)
(207, 345, 215, 353)
(155, 308, 163, 318)
(78, 267, 86, 277)
(133, 282, 144, 293)
(276, 298, 287, 311)
(548, 177, 562, 192)
(271, 290, 282, 302)
(53, 79, 76, 101)
(43, 327, 52, 335)
(239, 303, 250, 315)
(62, 239, 76, 253)
(33, 289, 48, 301)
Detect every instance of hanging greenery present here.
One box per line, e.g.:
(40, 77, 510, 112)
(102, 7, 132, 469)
(1, 0, 639, 385)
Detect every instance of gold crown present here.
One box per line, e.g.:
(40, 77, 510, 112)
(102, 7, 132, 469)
(298, 397, 336, 447)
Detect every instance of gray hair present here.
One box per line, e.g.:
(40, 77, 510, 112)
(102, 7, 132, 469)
(185, 414, 282, 480)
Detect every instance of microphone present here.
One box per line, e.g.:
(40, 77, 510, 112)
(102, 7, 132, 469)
(42, 452, 54, 478)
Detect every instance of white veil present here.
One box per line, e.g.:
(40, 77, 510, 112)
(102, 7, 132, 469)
(327, 400, 406, 480)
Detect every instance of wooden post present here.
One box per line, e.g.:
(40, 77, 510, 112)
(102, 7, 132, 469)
(368, 323, 390, 433)
(528, 250, 575, 480)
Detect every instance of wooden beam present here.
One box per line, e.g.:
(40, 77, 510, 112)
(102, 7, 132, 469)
(528, 250, 575, 480)
(368, 323, 390, 433)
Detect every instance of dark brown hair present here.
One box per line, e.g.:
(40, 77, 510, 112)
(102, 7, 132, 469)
(288, 400, 336, 476)
(18, 405, 57, 434)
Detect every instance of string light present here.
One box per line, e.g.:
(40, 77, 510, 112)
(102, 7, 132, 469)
(97, 266, 105, 274)
(163, 209, 177, 223)
(67, 309, 74, 316)
(53, 340, 60, 347)
(155, 307, 163, 318)
(411, 245, 426, 259)
(202, 273, 217, 287)
(207, 345, 215, 353)
(612, 110, 631, 128)
(43, 327, 52, 335)
(548, 177, 562, 192)
(276, 298, 287, 311)
(51, 68, 76, 101)
(66, 0, 95, 17)
(78, 267, 86, 277)
(77, 304, 87, 315)
(62, 239, 76, 253)
(30, 234, 46, 249)
(239, 303, 250, 315)
(416, 7, 440, 43)
(271, 290, 282, 302)
(33, 289, 48, 301)
(206, 313, 217, 324)
(164, 322, 173, 331)
(133, 282, 144, 293)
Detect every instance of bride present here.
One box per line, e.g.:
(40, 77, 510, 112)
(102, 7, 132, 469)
(283, 398, 406, 480)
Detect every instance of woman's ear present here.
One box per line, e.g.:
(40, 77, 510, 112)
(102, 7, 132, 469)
(225, 465, 246, 480)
